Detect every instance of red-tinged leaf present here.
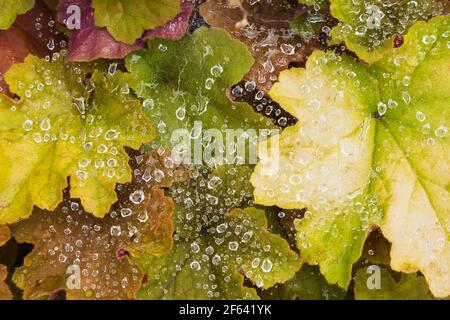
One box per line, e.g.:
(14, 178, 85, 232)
(57, 0, 144, 61)
(58, 0, 193, 61)
(200, 0, 318, 92)
(10, 149, 186, 300)
(0, 265, 12, 300)
(0, 0, 66, 93)
(0, 225, 10, 247)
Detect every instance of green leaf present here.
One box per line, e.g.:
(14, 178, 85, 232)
(251, 16, 450, 297)
(137, 163, 300, 299)
(173, 164, 255, 239)
(137, 238, 259, 300)
(354, 265, 433, 300)
(137, 207, 301, 299)
(329, 0, 446, 63)
(0, 55, 154, 223)
(91, 0, 181, 44)
(125, 27, 274, 147)
(262, 264, 346, 300)
(0, 0, 34, 30)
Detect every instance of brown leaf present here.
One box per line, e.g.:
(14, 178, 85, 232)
(0, 225, 10, 247)
(200, 0, 318, 92)
(10, 148, 186, 300)
(0, 265, 12, 300)
(0, 0, 66, 94)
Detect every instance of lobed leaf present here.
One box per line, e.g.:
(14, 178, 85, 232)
(200, 0, 317, 92)
(126, 27, 274, 148)
(137, 163, 301, 299)
(57, 0, 193, 62)
(138, 207, 301, 299)
(91, 0, 182, 44)
(10, 149, 185, 299)
(0, 54, 154, 222)
(251, 16, 450, 297)
(0, 0, 66, 93)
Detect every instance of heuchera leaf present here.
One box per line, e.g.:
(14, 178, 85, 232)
(251, 16, 450, 297)
(0, 54, 154, 223)
(0, 0, 35, 30)
(173, 164, 255, 239)
(262, 264, 346, 300)
(10, 149, 185, 299)
(137, 207, 301, 299)
(136, 163, 300, 299)
(91, 0, 182, 44)
(200, 0, 316, 92)
(0, 225, 10, 247)
(0, 0, 66, 93)
(57, 0, 144, 62)
(354, 265, 433, 300)
(0, 264, 12, 300)
(329, 0, 447, 63)
(126, 27, 274, 146)
(57, 0, 193, 62)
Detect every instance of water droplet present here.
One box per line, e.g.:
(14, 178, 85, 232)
(416, 111, 426, 122)
(212, 255, 221, 265)
(208, 176, 222, 189)
(241, 231, 253, 243)
(129, 190, 145, 204)
(22, 119, 33, 131)
(263, 60, 274, 73)
(377, 102, 387, 116)
(175, 106, 186, 120)
(76, 170, 87, 180)
(435, 125, 447, 138)
(422, 35, 436, 45)
(244, 81, 256, 92)
(205, 78, 215, 90)
(190, 260, 201, 270)
(210, 64, 223, 77)
(110, 225, 121, 236)
(280, 43, 295, 55)
(143, 98, 154, 110)
(228, 241, 239, 251)
(108, 63, 118, 75)
(158, 44, 167, 52)
(191, 242, 200, 253)
(40, 118, 51, 131)
(216, 223, 227, 233)
(121, 208, 133, 217)
(105, 129, 119, 140)
(261, 258, 273, 272)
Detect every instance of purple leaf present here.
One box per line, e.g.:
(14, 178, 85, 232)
(57, 0, 143, 61)
(58, 0, 193, 62)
